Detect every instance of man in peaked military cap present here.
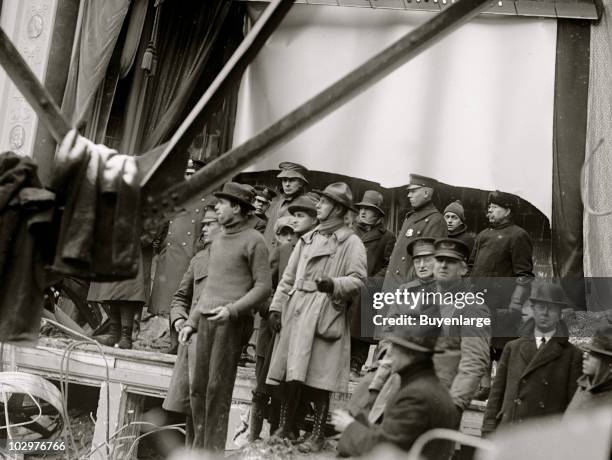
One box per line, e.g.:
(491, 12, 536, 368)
(263, 162, 309, 247)
(253, 185, 277, 228)
(383, 174, 447, 292)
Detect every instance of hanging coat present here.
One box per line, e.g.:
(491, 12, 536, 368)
(266, 226, 367, 392)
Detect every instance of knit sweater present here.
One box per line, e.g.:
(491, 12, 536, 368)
(190, 218, 271, 324)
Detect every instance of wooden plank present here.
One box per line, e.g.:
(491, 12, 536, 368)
(141, 0, 493, 231)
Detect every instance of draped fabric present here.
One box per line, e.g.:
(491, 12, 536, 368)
(583, 0, 612, 308)
(119, 0, 149, 79)
(551, 20, 590, 307)
(140, 2, 242, 151)
(61, 0, 131, 125)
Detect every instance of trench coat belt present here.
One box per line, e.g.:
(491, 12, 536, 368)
(292, 279, 318, 292)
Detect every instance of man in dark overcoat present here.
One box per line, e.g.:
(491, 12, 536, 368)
(383, 174, 446, 291)
(443, 200, 476, 254)
(482, 282, 582, 435)
(351, 190, 396, 378)
(333, 309, 459, 459)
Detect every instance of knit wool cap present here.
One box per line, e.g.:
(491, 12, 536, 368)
(444, 200, 465, 223)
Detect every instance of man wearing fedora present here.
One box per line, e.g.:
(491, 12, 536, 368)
(443, 200, 476, 255)
(249, 193, 319, 441)
(266, 182, 367, 453)
(469, 190, 534, 357)
(351, 190, 396, 379)
(428, 238, 491, 413)
(482, 281, 582, 435)
(333, 305, 459, 459)
(263, 162, 309, 248)
(179, 182, 272, 451)
(384, 174, 447, 291)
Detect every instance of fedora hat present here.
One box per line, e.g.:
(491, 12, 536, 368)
(406, 174, 439, 190)
(213, 182, 256, 210)
(585, 326, 612, 358)
(313, 182, 357, 212)
(287, 193, 319, 217)
(276, 162, 309, 183)
(355, 190, 385, 216)
(529, 281, 568, 307)
(434, 238, 470, 262)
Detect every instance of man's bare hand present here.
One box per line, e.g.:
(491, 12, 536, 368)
(331, 409, 355, 433)
(208, 306, 231, 323)
(174, 318, 186, 332)
(178, 325, 194, 344)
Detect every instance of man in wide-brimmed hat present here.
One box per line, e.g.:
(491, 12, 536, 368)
(179, 182, 272, 450)
(263, 162, 309, 247)
(483, 281, 582, 435)
(384, 174, 447, 291)
(266, 182, 367, 453)
(469, 190, 534, 358)
(249, 193, 319, 442)
(334, 305, 459, 459)
(350, 190, 396, 379)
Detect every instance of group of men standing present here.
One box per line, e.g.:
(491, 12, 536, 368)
(153, 159, 587, 457)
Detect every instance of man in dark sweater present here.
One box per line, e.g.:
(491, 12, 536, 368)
(179, 182, 271, 451)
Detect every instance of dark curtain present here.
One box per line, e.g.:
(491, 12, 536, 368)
(140, 2, 243, 152)
(552, 20, 590, 307)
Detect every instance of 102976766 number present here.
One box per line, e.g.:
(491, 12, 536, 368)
(7, 440, 66, 453)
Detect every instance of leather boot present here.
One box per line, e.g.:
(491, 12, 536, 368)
(271, 383, 301, 441)
(94, 306, 120, 346)
(118, 304, 136, 349)
(298, 392, 329, 453)
(248, 395, 267, 442)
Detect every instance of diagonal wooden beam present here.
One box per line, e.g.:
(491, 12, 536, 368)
(142, 0, 493, 232)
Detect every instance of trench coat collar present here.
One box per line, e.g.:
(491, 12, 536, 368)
(518, 319, 571, 378)
(223, 217, 253, 235)
(405, 201, 439, 221)
(302, 225, 353, 245)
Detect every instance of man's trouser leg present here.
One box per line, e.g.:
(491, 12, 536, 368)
(190, 316, 246, 451)
(350, 338, 370, 375)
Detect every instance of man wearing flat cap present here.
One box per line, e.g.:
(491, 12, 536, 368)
(384, 174, 447, 292)
(263, 162, 309, 248)
(179, 182, 272, 450)
(351, 190, 396, 378)
(334, 305, 458, 459)
(429, 238, 491, 413)
(266, 182, 367, 453)
(483, 281, 581, 435)
(469, 190, 534, 358)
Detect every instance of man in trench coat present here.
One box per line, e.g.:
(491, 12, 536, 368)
(266, 182, 367, 453)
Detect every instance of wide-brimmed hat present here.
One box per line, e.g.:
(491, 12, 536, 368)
(287, 193, 319, 216)
(407, 237, 436, 258)
(201, 208, 218, 224)
(529, 282, 568, 307)
(253, 185, 277, 203)
(434, 238, 470, 261)
(444, 200, 465, 223)
(214, 182, 256, 210)
(355, 190, 385, 216)
(277, 162, 309, 183)
(387, 305, 441, 353)
(313, 182, 356, 212)
(406, 174, 439, 190)
(585, 326, 612, 358)
(488, 190, 518, 212)
(274, 216, 295, 235)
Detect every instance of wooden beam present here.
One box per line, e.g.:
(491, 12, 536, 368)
(142, 0, 493, 231)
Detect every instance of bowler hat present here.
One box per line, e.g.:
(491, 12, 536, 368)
(355, 190, 385, 216)
(529, 282, 568, 307)
(201, 208, 218, 224)
(407, 174, 439, 190)
(314, 182, 357, 212)
(274, 216, 295, 235)
(277, 162, 309, 183)
(387, 304, 441, 353)
(214, 182, 256, 210)
(253, 185, 277, 203)
(434, 238, 470, 261)
(407, 237, 436, 258)
(288, 193, 319, 216)
(585, 326, 612, 358)
(488, 190, 518, 211)
(444, 201, 465, 223)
